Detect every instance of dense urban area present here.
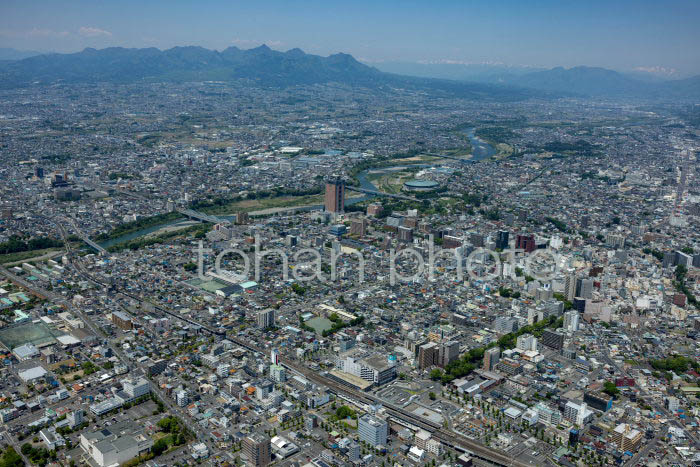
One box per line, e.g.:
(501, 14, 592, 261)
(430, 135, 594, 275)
(0, 75, 699, 467)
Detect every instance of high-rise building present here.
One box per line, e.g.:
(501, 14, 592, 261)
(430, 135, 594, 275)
(175, 390, 189, 407)
(257, 309, 275, 329)
(611, 424, 642, 452)
(243, 433, 271, 466)
(350, 218, 368, 236)
(324, 176, 345, 213)
(398, 226, 413, 243)
(496, 230, 509, 250)
(492, 317, 519, 334)
(575, 278, 593, 300)
(418, 342, 439, 369)
(675, 250, 693, 268)
(438, 341, 460, 368)
(541, 330, 564, 350)
(358, 414, 388, 447)
(270, 364, 286, 383)
(483, 347, 500, 371)
(516, 234, 536, 253)
(469, 232, 484, 248)
(563, 310, 580, 332)
(366, 203, 383, 217)
(516, 334, 537, 352)
(564, 401, 593, 426)
(583, 391, 613, 412)
(67, 409, 84, 428)
(564, 271, 577, 301)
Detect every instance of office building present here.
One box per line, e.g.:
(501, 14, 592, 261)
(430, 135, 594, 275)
(324, 176, 345, 213)
(439, 341, 460, 368)
(366, 203, 383, 217)
(335, 350, 397, 386)
(541, 329, 564, 350)
(493, 316, 518, 334)
(534, 402, 562, 426)
(243, 433, 272, 466)
(80, 421, 153, 467)
(121, 377, 150, 401)
(257, 308, 275, 329)
(483, 347, 501, 371)
(496, 358, 523, 376)
(516, 234, 536, 253)
(350, 218, 368, 236)
(576, 278, 593, 300)
(496, 230, 509, 250)
(583, 391, 613, 412)
(398, 226, 414, 243)
(358, 414, 388, 447)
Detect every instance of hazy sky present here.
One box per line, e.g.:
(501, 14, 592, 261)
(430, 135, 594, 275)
(2, 0, 699, 75)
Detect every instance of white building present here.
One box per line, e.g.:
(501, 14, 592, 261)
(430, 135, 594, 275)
(563, 310, 580, 332)
(358, 414, 388, 447)
(122, 377, 150, 401)
(564, 401, 593, 426)
(516, 334, 537, 352)
(80, 421, 153, 467)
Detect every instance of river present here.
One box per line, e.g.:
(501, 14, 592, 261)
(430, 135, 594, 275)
(99, 128, 494, 247)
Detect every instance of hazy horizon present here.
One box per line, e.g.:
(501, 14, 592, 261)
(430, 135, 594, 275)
(1, 0, 699, 77)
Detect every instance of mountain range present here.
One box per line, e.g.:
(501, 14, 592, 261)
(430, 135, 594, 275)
(0, 45, 698, 100)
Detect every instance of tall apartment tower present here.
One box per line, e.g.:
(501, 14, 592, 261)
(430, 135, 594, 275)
(242, 433, 271, 467)
(257, 308, 275, 329)
(483, 347, 501, 371)
(564, 271, 577, 301)
(418, 342, 440, 369)
(325, 176, 345, 213)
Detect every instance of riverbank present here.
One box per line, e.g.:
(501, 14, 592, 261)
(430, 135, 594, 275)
(96, 128, 497, 247)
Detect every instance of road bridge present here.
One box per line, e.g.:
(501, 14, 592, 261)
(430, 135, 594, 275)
(176, 208, 227, 224)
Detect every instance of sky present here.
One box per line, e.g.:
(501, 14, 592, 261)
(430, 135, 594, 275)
(1, 0, 699, 76)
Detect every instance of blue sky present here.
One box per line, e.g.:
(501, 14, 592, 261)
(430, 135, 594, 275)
(1, 0, 699, 75)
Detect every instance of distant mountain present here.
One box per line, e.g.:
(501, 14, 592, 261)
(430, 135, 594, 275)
(509, 66, 653, 96)
(0, 45, 547, 101)
(0, 47, 43, 61)
(377, 62, 700, 100)
(510, 66, 700, 99)
(373, 61, 545, 83)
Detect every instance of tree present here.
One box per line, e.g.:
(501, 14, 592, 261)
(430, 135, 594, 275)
(429, 392, 436, 401)
(602, 381, 620, 397)
(152, 438, 169, 456)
